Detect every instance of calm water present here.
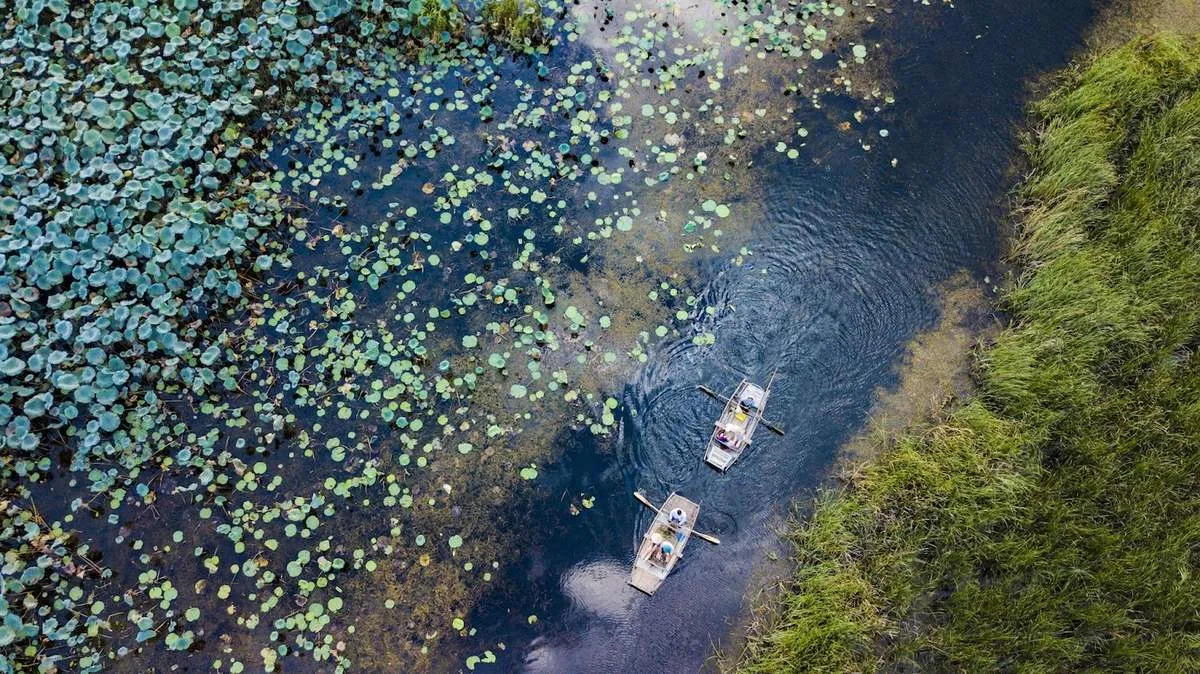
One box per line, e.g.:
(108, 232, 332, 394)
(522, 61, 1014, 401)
(27, 2, 1101, 672)
(453, 1, 1098, 672)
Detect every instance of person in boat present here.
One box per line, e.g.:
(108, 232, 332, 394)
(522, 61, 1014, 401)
(715, 427, 734, 446)
(716, 423, 743, 449)
(668, 507, 688, 528)
(650, 541, 673, 565)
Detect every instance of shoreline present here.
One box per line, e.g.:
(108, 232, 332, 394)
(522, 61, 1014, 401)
(728, 18, 1200, 673)
(716, 272, 999, 670)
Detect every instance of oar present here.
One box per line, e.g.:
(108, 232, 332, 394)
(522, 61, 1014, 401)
(696, 385, 785, 436)
(764, 367, 779, 396)
(633, 491, 721, 545)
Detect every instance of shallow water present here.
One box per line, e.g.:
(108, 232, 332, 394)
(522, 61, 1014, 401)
(452, 1, 1099, 671)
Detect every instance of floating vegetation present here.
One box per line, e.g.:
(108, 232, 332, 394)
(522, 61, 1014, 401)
(0, 0, 946, 670)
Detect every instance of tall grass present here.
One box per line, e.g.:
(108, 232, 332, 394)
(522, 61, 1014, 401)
(734, 34, 1200, 673)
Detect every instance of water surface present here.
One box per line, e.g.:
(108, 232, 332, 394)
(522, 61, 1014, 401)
(455, 1, 1099, 671)
(23, 2, 1101, 671)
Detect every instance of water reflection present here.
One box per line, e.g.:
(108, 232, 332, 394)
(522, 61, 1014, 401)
(563, 560, 640, 621)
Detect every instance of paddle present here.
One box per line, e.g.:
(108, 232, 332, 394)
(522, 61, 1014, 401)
(633, 491, 721, 545)
(696, 385, 786, 436)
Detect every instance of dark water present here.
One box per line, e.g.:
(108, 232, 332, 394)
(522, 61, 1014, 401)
(453, 1, 1098, 672)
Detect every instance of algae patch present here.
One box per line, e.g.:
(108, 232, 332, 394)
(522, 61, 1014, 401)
(840, 273, 995, 464)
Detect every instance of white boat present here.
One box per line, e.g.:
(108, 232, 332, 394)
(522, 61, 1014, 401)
(628, 492, 702, 595)
(703, 378, 771, 472)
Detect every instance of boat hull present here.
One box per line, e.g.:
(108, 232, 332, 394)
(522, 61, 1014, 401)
(629, 493, 701, 595)
(703, 380, 768, 472)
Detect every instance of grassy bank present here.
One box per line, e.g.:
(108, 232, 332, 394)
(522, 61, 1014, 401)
(734, 33, 1200, 673)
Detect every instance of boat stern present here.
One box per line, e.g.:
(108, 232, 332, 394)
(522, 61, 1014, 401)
(704, 444, 736, 471)
(628, 565, 662, 595)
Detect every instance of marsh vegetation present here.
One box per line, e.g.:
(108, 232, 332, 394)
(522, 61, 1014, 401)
(733, 33, 1200, 673)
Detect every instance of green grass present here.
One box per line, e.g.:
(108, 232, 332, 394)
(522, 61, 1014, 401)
(403, 0, 546, 51)
(734, 34, 1200, 673)
(410, 0, 467, 43)
(481, 0, 546, 49)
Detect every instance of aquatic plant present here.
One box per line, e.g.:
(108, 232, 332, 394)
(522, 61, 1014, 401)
(0, 1, 511, 669)
(412, 0, 468, 43)
(481, 0, 546, 49)
(0, 0, 922, 670)
(733, 33, 1200, 673)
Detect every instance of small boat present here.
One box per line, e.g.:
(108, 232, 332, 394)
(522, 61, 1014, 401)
(628, 492, 705, 595)
(701, 373, 779, 472)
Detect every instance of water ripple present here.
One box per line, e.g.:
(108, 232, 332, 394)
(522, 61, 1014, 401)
(457, 2, 1099, 672)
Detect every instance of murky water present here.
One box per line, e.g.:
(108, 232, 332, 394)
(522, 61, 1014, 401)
(454, 2, 1098, 672)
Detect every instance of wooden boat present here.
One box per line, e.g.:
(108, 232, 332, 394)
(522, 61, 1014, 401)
(702, 375, 776, 472)
(628, 492, 702, 595)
